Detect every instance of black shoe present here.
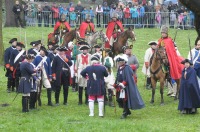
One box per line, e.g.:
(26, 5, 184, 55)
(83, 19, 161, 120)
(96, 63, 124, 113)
(120, 113, 127, 119)
(63, 102, 67, 105)
(48, 102, 53, 106)
(7, 88, 11, 93)
(78, 102, 82, 105)
(127, 109, 131, 115)
(55, 103, 59, 106)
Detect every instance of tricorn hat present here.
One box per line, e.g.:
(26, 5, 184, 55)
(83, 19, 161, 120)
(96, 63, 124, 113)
(79, 45, 90, 50)
(114, 54, 128, 62)
(160, 25, 168, 34)
(16, 42, 25, 48)
(30, 41, 39, 46)
(181, 59, 193, 65)
(93, 44, 101, 48)
(148, 41, 158, 45)
(37, 40, 42, 44)
(9, 38, 17, 44)
(56, 46, 68, 51)
(78, 41, 89, 45)
(91, 54, 100, 61)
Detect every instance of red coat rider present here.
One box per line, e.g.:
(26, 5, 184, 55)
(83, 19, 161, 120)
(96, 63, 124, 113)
(158, 25, 184, 79)
(105, 12, 124, 49)
(79, 14, 95, 39)
(54, 14, 70, 35)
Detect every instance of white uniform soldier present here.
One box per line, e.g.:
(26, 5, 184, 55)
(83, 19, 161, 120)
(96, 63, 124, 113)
(142, 41, 157, 89)
(75, 44, 91, 105)
(104, 49, 115, 107)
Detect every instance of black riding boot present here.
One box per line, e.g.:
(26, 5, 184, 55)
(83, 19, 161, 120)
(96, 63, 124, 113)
(55, 90, 60, 106)
(121, 101, 131, 119)
(22, 96, 26, 112)
(29, 92, 36, 109)
(47, 89, 53, 106)
(22, 96, 29, 112)
(108, 89, 114, 107)
(7, 78, 12, 93)
(12, 78, 15, 92)
(85, 88, 88, 105)
(78, 87, 83, 105)
(63, 87, 68, 105)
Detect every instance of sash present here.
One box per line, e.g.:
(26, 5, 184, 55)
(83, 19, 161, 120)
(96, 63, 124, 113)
(14, 50, 25, 63)
(193, 50, 200, 65)
(36, 56, 47, 69)
(57, 54, 70, 68)
(33, 49, 39, 56)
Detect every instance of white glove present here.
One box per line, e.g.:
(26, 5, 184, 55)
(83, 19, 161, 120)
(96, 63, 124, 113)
(119, 83, 125, 89)
(63, 30, 66, 33)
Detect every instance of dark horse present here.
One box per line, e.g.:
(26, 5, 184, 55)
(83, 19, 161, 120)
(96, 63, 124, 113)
(150, 46, 181, 105)
(47, 29, 78, 47)
(112, 27, 136, 57)
(179, 0, 200, 43)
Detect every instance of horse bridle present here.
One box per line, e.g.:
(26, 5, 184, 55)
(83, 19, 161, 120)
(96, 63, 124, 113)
(150, 48, 168, 77)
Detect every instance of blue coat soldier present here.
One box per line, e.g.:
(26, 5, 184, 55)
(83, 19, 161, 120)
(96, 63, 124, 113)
(48, 45, 59, 93)
(178, 59, 200, 114)
(81, 54, 108, 117)
(18, 54, 37, 112)
(10, 42, 26, 92)
(114, 54, 145, 119)
(28, 41, 40, 56)
(52, 46, 72, 105)
(32, 46, 53, 106)
(4, 38, 17, 92)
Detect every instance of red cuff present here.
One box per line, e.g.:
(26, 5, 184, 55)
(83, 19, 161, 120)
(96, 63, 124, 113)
(65, 58, 68, 62)
(130, 64, 136, 70)
(5, 64, 10, 69)
(52, 73, 56, 77)
(122, 81, 127, 86)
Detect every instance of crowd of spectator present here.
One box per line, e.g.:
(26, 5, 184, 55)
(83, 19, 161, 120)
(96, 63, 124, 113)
(20, 0, 195, 29)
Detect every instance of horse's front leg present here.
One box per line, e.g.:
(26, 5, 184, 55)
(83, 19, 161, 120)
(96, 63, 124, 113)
(150, 77, 156, 104)
(160, 79, 165, 105)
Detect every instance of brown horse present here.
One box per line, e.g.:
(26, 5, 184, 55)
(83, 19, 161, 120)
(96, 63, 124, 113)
(63, 28, 78, 47)
(47, 29, 78, 47)
(150, 46, 181, 105)
(112, 27, 136, 57)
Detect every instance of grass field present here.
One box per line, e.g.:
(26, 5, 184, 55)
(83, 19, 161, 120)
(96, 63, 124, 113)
(0, 27, 199, 132)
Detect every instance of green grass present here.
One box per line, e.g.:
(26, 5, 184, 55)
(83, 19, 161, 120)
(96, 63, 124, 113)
(0, 27, 200, 132)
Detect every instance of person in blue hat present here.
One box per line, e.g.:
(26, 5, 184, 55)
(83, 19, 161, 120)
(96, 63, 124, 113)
(4, 38, 17, 92)
(28, 41, 40, 56)
(178, 59, 200, 114)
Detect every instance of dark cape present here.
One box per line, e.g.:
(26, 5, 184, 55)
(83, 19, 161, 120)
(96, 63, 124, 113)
(178, 67, 200, 110)
(122, 65, 145, 110)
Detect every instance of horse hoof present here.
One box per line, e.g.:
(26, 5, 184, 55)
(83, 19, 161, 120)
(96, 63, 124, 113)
(160, 103, 164, 106)
(150, 101, 154, 104)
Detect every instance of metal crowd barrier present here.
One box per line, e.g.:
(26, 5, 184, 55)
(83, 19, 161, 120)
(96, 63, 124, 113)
(23, 11, 195, 29)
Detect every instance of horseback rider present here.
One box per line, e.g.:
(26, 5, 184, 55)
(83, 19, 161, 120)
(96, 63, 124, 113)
(54, 14, 70, 45)
(105, 12, 124, 49)
(158, 25, 184, 80)
(79, 14, 95, 39)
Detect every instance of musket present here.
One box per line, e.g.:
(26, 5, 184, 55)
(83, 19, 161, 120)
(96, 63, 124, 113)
(25, 31, 27, 55)
(188, 33, 193, 61)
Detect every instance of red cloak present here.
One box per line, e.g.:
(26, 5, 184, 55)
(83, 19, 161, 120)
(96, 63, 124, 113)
(54, 21, 70, 32)
(105, 20, 124, 48)
(79, 21, 95, 38)
(158, 37, 184, 79)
